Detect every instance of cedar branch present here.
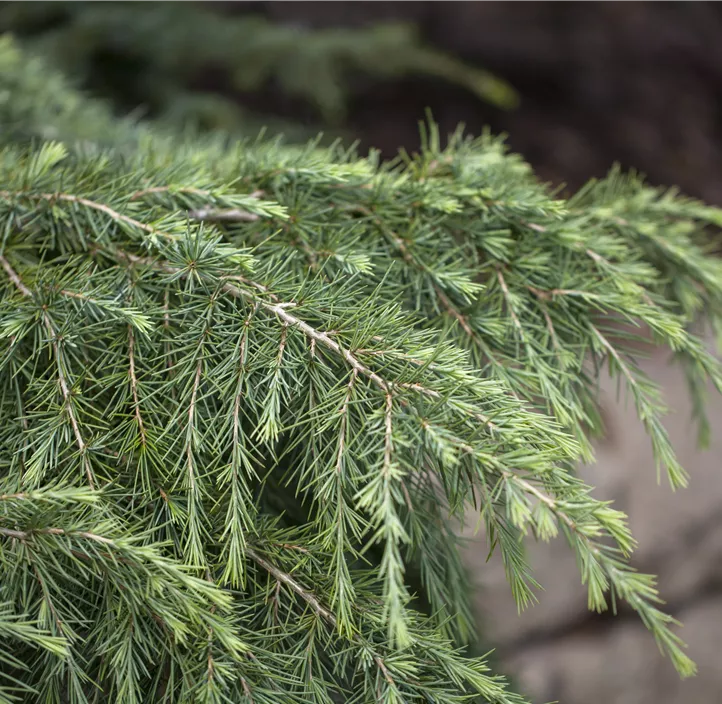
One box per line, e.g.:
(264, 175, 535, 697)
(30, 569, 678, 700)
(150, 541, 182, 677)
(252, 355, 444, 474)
(0, 254, 96, 489)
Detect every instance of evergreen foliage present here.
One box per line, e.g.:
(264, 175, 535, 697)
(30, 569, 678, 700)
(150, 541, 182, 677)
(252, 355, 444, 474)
(1, 34, 722, 703)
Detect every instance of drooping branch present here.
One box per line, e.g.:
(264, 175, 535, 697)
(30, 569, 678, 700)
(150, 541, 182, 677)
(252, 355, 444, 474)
(336, 370, 358, 475)
(2, 189, 502, 432)
(496, 268, 525, 340)
(112, 246, 502, 432)
(128, 325, 147, 447)
(0, 254, 96, 489)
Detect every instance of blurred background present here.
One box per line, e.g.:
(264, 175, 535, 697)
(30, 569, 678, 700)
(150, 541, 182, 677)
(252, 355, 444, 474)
(3, 2, 722, 701)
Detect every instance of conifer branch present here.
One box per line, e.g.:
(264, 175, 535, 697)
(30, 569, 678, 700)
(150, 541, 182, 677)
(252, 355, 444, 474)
(49, 337, 95, 490)
(2, 47, 721, 696)
(246, 547, 337, 627)
(127, 325, 147, 447)
(0, 525, 114, 545)
(590, 324, 637, 388)
(30, 561, 68, 643)
(336, 370, 358, 475)
(114, 246, 503, 434)
(247, 545, 402, 691)
(3, 191, 496, 433)
(114, 246, 397, 392)
(0, 190, 161, 239)
(0, 254, 96, 489)
(496, 268, 525, 340)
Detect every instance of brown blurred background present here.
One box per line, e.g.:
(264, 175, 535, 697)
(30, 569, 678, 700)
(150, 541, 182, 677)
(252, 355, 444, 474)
(246, 1, 722, 204)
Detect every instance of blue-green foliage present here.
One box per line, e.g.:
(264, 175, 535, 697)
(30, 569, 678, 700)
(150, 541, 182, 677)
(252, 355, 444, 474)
(1, 35, 721, 703)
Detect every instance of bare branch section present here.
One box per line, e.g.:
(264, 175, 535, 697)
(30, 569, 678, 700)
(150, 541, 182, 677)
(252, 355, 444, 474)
(130, 185, 265, 203)
(246, 547, 338, 627)
(590, 324, 639, 388)
(0, 189, 262, 241)
(0, 524, 114, 545)
(189, 208, 260, 223)
(0, 253, 32, 295)
(0, 188, 269, 239)
(526, 285, 596, 301)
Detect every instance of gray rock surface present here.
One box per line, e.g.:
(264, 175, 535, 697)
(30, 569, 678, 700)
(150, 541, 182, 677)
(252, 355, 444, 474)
(464, 344, 722, 703)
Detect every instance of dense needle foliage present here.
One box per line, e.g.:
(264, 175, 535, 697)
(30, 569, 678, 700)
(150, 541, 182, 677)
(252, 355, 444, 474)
(1, 35, 722, 703)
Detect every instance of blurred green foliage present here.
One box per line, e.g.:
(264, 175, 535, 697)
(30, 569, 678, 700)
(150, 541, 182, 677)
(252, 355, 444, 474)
(0, 1, 517, 137)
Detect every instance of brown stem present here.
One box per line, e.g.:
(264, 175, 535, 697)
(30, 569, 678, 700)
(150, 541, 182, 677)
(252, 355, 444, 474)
(0, 253, 32, 295)
(0, 525, 114, 544)
(434, 286, 475, 336)
(590, 324, 638, 389)
(526, 284, 596, 301)
(0, 191, 163, 239)
(246, 547, 338, 627)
